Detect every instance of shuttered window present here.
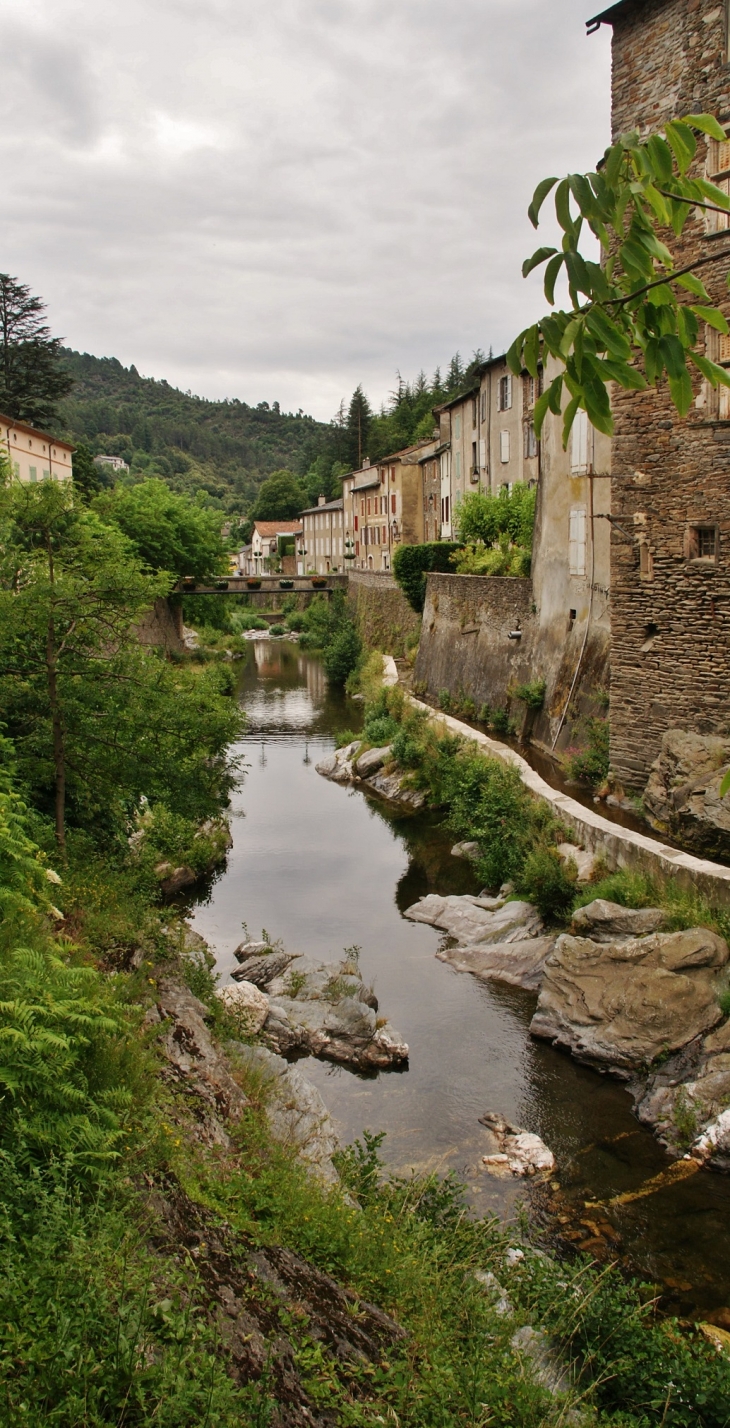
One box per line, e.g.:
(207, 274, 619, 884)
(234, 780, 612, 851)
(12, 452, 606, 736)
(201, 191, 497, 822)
(570, 409, 593, 474)
(569, 508, 587, 576)
(500, 430, 510, 463)
(498, 374, 512, 411)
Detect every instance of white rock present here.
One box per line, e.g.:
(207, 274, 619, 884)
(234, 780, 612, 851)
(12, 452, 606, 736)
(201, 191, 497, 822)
(355, 745, 392, 777)
(557, 842, 596, 884)
(689, 1107, 730, 1164)
(216, 980, 270, 1035)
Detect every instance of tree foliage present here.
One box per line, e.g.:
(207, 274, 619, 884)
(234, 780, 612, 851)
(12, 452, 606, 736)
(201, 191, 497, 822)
(94, 478, 229, 579)
(392, 542, 462, 612)
(455, 485, 536, 550)
(0, 275, 73, 428)
(247, 468, 307, 524)
(508, 113, 730, 443)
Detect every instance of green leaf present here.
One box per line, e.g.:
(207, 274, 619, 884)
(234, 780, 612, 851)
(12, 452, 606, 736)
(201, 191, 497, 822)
(685, 113, 727, 142)
(547, 374, 564, 415)
(619, 238, 655, 279)
(676, 272, 710, 301)
(668, 368, 694, 416)
(596, 358, 648, 391)
(658, 333, 687, 379)
(586, 307, 631, 360)
(568, 172, 596, 218)
(677, 306, 699, 349)
(644, 337, 663, 385)
(604, 142, 625, 189)
(690, 351, 730, 388)
(544, 253, 564, 306)
(562, 395, 580, 449)
(533, 388, 552, 439)
(522, 247, 558, 279)
(523, 324, 540, 380)
(564, 250, 593, 299)
(720, 768, 730, 799)
(665, 120, 697, 175)
(646, 284, 676, 307)
(506, 334, 525, 377)
(559, 317, 582, 360)
(555, 179, 574, 235)
(689, 304, 730, 334)
(645, 134, 674, 184)
(528, 177, 558, 229)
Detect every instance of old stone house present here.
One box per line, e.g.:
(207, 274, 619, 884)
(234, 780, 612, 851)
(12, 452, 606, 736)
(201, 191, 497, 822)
(0, 413, 74, 484)
(248, 520, 302, 575)
(587, 0, 730, 789)
(299, 496, 344, 574)
(342, 442, 435, 571)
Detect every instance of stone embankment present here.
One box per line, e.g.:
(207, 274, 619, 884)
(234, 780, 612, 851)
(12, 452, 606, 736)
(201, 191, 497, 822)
(316, 741, 426, 810)
(404, 885, 730, 1170)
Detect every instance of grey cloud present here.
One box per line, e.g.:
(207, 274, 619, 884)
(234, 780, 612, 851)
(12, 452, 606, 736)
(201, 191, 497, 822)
(0, 0, 611, 418)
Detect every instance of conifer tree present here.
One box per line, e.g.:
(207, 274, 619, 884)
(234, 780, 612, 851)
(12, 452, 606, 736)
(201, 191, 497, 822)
(346, 385, 372, 469)
(0, 275, 73, 428)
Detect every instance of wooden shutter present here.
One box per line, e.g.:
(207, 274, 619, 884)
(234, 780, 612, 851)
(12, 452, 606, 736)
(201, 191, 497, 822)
(500, 430, 510, 463)
(569, 508, 587, 575)
(570, 409, 591, 473)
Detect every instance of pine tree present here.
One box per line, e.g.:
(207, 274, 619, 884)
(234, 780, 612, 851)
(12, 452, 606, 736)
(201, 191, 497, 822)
(0, 275, 73, 428)
(346, 385, 372, 470)
(445, 353, 465, 394)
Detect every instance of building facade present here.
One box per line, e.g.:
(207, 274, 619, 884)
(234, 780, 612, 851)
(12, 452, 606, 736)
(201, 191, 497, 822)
(0, 414, 73, 484)
(343, 443, 434, 571)
(298, 496, 344, 574)
(589, 0, 730, 788)
(246, 520, 303, 575)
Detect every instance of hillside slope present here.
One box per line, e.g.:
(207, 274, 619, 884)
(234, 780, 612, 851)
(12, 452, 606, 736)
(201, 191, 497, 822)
(57, 348, 330, 516)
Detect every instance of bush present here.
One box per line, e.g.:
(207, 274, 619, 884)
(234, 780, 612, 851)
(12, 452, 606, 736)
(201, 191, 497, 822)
(564, 716, 610, 786)
(285, 612, 306, 632)
(519, 844, 577, 920)
(322, 622, 362, 686)
(393, 542, 462, 612)
(451, 536, 532, 577)
(363, 714, 400, 746)
(514, 678, 546, 711)
(455, 484, 536, 549)
(269, 622, 286, 636)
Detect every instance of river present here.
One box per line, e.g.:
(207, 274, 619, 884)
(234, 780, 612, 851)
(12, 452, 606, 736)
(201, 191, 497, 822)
(189, 638, 730, 1321)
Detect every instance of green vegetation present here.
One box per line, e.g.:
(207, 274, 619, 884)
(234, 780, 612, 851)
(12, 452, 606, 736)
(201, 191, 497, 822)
(564, 716, 610, 787)
(510, 113, 730, 445)
(93, 478, 229, 579)
(451, 485, 536, 578)
(296, 592, 362, 686)
(0, 274, 73, 429)
(514, 678, 546, 711)
(393, 541, 462, 612)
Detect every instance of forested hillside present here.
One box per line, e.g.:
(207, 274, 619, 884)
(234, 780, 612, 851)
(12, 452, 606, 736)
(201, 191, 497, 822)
(58, 348, 330, 518)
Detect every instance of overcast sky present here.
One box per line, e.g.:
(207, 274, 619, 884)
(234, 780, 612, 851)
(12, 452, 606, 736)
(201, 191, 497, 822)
(2, 0, 612, 421)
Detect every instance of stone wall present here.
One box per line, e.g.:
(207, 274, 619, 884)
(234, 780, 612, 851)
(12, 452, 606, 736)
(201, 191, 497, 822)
(413, 574, 536, 717)
(135, 597, 184, 652)
(346, 569, 421, 655)
(607, 0, 730, 788)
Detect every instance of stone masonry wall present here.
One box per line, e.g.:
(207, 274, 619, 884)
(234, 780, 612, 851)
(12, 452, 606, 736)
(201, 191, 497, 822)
(346, 569, 421, 655)
(608, 0, 730, 788)
(413, 574, 537, 716)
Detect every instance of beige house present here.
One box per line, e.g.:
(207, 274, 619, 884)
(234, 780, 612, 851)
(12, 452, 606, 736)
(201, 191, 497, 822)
(245, 519, 302, 575)
(343, 442, 435, 571)
(298, 496, 344, 574)
(0, 413, 74, 484)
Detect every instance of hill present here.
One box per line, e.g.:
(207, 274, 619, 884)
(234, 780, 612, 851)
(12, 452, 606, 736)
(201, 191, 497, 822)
(57, 349, 331, 518)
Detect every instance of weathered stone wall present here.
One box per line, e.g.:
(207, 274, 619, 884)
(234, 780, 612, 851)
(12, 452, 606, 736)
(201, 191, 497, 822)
(608, 0, 730, 788)
(135, 597, 184, 652)
(347, 569, 420, 655)
(413, 574, 536, 713)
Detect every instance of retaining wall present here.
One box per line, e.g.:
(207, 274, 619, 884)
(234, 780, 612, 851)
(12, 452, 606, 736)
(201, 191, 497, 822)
(347, 569, 421, 655)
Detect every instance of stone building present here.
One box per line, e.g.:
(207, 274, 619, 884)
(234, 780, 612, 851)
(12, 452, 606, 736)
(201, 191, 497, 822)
(588, 0, 730, 789)
(247, 519, 302, 575)
(342, 442, 435, 571)
(299, 496, 344, 574)
(0, 413, 73, 484)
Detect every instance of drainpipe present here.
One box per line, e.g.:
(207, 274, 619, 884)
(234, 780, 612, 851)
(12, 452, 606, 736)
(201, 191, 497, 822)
(551, 472, 595, 752)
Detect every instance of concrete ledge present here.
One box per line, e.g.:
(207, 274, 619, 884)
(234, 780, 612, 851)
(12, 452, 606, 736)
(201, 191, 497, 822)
(381, 657, 730, 909)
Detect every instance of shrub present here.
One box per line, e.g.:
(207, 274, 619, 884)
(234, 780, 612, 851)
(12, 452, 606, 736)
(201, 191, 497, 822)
(452, 537, 532, 577)
(519, 844, 577, 920)
(455, 484, 537, 550)
(391, 727, 422, 769)
(490, 708, 511, 735)
(285, 612, 305, 632)
(269, 623, 286, 636)
(514, 678, 546, 710)
(564, 716, 610, 786)
(393, 542, 462, 612)
(363, 714, 399, 746)
(322, 622, 362, 686)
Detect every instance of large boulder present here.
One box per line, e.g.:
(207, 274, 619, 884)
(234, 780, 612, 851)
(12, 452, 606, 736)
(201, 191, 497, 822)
(355, 745, 392, 778)
(231, 949, 297, 987)
(405, 894, 543, 945)
(570, 899, 665, 942)
(479, 1112, 555, 1178)
(363, 768, 426, 809)
(635, 1018, 730, 1167)
(315, 741, 362, 784)
(530, 926, 729, 1075)
(260, 953, 408, 1071)
(216, 981, 270, 1035)
(437, 936, 557, 992)
(643, 729, 730, 858)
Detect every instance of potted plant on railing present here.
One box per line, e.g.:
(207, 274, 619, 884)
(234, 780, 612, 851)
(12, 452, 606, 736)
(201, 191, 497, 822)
(215, 579, 229, 591)
(311, 575, 326, 588)
(182, 579, 197, 592)
(279, 578, 294, 589)
(246, 577, 261, 589)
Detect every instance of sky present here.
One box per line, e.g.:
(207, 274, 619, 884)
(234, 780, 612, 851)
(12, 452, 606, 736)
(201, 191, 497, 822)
(2, 0, 612, 421)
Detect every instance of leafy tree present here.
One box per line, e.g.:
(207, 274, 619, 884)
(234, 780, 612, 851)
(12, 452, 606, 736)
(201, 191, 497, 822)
(94, 479, 229, 579)
(455, 485, 536, 550)
(71, 442, 102, 503)
(0, 479, 242, 849)
(346, 385, 373, 469)
(248, 469, 307, 524)
(0, 275, 73, 428)
(392, 542, 462, 612)
(508, 112, 730, 444)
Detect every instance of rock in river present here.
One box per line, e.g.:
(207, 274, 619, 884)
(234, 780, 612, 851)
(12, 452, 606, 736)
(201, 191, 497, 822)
(570, 898, 665, 942)
(479, 1111, 555, 1178)
(643, 728, 730, 858)
(405, 893, 543, 945)
(317, 742, 425, 809)
(531, 925, 729, 1075)
(437, 937, 557, 992)
(258, 952, 408, 1071)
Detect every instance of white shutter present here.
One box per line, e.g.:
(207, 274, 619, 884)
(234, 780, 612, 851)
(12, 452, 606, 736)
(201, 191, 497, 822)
(455, 450, 462, 479)
(570, 409, 592, 474)
(500, 430, 510, 463)
(569, 508, 587, 575)
(479, 438, 486, 469)
(505, 374, 512, 410)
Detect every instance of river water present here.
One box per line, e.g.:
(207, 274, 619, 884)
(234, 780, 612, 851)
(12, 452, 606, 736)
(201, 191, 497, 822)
(190, 639, 730, 1320)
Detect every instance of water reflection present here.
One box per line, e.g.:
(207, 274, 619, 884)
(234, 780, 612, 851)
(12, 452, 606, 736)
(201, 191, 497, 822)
(189, 640, 730, 1318)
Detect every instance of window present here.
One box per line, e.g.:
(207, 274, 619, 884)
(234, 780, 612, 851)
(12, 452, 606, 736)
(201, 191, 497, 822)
(472, 440, 478, 471)
(354, 514, 358, 531)
(569, 508, 587, 575)
(524, 422, 538, 459)
(361, 499, 365, 515)
(455, 450, 462, 480)
(687, 524, 718, 560)
(498, 374, 512, 411)
(471, 397, 477, 427)
(29, 466, 37, 482)
(570, 408, 593, 474)
(366, 499, 371, 515)
(500, 430, 510, 463)
(707, 130, 730, 231)
(523, 374, 536, 408)
(480, 390, 487, 422)
(479, 437, 486, 470)
(391, 492, 396, 513)
(441, 495, 450, 527)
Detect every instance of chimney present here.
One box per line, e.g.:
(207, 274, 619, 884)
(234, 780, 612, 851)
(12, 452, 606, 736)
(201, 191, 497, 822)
(363, 457, 370, 468)
(318, 494, 326, 506)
